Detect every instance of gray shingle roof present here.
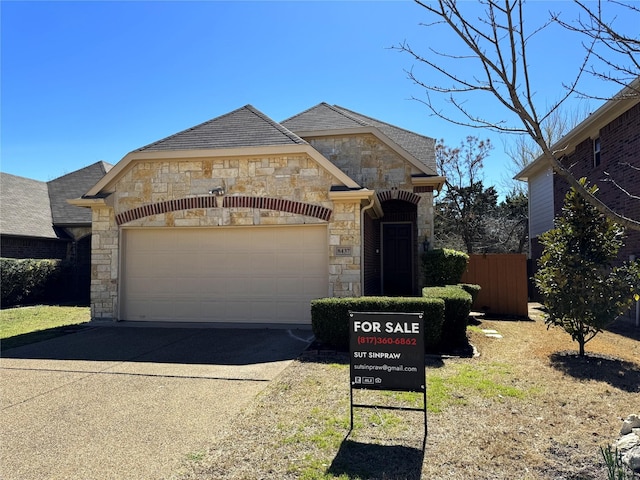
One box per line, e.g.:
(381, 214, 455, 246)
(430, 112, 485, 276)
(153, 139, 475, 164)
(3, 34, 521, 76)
(48, 161, 113, 225)
(135, 105, 307, 152)
(0, 161, 112, 239)
(281, 103, 437, 171)
(0, 173, 57, 238)
(281, 103, 370, 131)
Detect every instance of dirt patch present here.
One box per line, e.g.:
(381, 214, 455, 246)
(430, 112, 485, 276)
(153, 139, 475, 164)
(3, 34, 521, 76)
(174, 305, 640, 480)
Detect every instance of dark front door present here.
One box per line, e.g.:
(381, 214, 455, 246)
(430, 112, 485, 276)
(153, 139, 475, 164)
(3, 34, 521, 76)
(382, 223, 413, 295)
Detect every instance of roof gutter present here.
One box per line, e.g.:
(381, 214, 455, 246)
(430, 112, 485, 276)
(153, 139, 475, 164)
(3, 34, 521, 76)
(516, 76, 640, 181)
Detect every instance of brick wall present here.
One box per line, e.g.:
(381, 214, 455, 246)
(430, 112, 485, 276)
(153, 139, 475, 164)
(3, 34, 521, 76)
(554, 102, 640, 264)
(1, 236, 69, 260)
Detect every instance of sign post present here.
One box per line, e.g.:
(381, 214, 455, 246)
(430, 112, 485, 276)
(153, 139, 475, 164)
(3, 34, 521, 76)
(349, 311, 427, 442)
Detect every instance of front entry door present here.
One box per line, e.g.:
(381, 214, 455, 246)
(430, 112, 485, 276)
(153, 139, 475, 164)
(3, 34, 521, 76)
(382, 223, 413, 295)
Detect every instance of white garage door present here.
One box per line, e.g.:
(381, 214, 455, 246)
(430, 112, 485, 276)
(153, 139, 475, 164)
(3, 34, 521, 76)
(121, 225, 328, 324)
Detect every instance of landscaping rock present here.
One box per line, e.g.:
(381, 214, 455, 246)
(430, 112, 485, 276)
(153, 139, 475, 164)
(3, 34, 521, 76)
(621, 414, 640, 435)
(614, 415, 640, 473)
(624, 446, 640, 472)
(616, 433, 640, 451)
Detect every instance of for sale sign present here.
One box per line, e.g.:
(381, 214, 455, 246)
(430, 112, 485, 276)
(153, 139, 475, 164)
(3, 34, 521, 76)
(349, 311, 425, 392)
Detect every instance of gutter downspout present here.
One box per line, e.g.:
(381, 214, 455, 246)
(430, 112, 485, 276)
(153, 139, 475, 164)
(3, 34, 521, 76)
(360, 195, 377, 297)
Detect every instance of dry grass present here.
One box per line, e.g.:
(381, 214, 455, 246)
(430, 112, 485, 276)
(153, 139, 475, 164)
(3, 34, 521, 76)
(173, 305, 640, 480)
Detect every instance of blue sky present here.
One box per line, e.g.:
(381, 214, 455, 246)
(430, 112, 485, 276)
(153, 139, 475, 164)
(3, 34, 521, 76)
(1, 1, 635, 196)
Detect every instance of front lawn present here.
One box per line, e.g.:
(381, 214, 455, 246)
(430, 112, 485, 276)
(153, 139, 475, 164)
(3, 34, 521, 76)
(0, 305, 91, 350)
(176, 306, 640, 480)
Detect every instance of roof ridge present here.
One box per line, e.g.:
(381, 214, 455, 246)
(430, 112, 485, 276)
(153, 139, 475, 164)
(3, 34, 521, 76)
(280, 102, 328, 124)
(46, 161, 115, 184)
(135, 105, 306, 152)
(325, 104, 371, 127)
(281, 102, 371, 128)
(0, 171, 46, 183)
(332, 105, 434, 141)
(244, 105, 307, 145)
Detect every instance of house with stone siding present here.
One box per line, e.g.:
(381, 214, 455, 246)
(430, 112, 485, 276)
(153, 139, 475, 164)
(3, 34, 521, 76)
(516, 77, 640, 283)
(71, 104, 444, 324)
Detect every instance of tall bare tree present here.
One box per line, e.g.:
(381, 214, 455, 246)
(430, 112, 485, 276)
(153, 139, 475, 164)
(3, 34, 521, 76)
(396, 0, 640, 230)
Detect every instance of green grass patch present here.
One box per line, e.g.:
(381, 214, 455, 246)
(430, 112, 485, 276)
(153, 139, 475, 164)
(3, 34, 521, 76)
(467, 325, 485, 334)
(426, 362, 528, 413)
(0, 305, 90, 350)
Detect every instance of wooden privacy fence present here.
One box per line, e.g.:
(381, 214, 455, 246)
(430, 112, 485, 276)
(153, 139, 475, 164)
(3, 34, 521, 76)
(460, 254, 529, 317)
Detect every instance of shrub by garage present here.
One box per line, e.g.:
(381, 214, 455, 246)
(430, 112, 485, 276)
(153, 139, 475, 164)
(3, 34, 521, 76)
(0, 258, 70, 307)
(310, 297, 445, 351)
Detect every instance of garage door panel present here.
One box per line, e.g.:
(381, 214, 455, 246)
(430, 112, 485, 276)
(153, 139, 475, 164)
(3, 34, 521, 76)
(304, 253, 326, 271)
(122, 226, 328, 323)
(305, 277, 328, 295)
(251, 253, 276, 271)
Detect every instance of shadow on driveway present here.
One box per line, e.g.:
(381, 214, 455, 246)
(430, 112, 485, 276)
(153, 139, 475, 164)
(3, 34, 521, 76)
(2, 325, 314, 365)
(1, 325, 313, 480)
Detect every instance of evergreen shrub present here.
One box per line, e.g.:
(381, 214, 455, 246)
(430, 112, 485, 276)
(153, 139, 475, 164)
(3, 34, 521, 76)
(422, 248, 469, 286)
(1, 258, 67, 307)
(310, 296, 445, 350)
(422, 285, 473, 346)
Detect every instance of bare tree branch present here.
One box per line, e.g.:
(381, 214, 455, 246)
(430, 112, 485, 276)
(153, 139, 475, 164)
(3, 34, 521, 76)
(395, 0, 640, 231)
(555, 0, 640, 90)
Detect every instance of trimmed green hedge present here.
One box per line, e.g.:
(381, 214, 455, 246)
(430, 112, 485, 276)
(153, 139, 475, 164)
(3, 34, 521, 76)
(459, 283, 482, 305)
(311, 296, 446, 350)
(1, 258, 67, 307)
(422, 249, 469, 286)
(422, 285, 473, 346)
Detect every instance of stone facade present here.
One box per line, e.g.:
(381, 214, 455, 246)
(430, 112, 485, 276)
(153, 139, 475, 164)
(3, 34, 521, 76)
(87, 120, 437, 320)
(89, 152, 369, 320)
(311, 133, 435, 292)
(91, 205, 118, 319)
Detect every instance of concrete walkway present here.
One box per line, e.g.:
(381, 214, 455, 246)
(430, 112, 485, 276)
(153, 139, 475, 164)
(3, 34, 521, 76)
(1, 325, 313, 480)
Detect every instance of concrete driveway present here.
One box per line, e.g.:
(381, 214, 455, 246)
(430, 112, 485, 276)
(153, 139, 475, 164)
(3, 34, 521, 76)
(1, 325, 313, 480)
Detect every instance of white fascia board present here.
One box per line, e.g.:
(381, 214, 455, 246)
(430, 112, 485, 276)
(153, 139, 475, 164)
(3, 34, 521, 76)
(328, 188, 383, 217)
(520, 78, 640, 178)
(67, 197, 107, 208)
(412, 175, 445, 192)
(515, 155, 551, 182)
(328, 188, 375, 202)
(85, 144, 360, 196)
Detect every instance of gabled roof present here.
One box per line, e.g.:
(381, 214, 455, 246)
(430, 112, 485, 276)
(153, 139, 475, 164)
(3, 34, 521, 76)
(0, 161, 113, 239)
(136, 104, 307, 152)
(48, 161, 113, 225)
(516, 76, 640, 181)
(0, 173, 57, 238)
(281, 103, 437, 174)
(281, 103, 370, 131)
(86, 105, 360, 196)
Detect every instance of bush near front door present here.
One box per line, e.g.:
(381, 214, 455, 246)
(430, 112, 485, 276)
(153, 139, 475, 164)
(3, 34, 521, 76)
(310, 297, 445, 351)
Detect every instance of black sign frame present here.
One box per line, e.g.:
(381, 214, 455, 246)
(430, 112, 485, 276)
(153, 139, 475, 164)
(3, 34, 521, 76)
(348, 311, 427, 442)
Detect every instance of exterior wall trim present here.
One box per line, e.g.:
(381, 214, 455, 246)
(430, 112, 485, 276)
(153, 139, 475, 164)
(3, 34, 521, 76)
(377, 189, 422, 205)
(115, 195, 332, 225)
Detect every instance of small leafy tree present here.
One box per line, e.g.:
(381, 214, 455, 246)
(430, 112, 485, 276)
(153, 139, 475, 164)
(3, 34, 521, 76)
(535, 180, 640, 356)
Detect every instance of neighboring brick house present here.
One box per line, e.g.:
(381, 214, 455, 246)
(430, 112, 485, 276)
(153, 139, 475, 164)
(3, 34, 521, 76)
(516, 78, 640, 285)
(72, 104, 444, 324)
(0, 162, 113, 301)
